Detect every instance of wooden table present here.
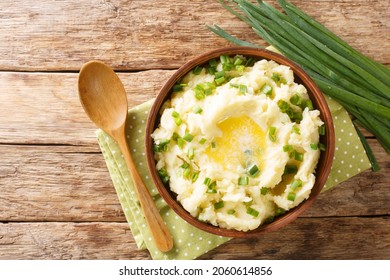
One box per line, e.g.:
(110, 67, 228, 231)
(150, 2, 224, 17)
(0, 0, 389, 260)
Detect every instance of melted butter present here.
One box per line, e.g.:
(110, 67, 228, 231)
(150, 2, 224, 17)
(206, 115, 266, 171)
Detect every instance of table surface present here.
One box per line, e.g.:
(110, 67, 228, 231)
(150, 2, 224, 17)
(0, 0, 389, 260)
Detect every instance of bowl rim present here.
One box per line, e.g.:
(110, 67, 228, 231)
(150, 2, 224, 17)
(145, 46, 335, 238)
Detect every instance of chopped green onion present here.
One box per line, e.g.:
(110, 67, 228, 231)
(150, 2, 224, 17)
(215, 76, 226, 85)
(192, 104, 203, 114)
(260, 83, 273, 96)
(157, 168, 170, 184)
(192, 65, 203, 75)
(246, 206, 259, 217)
(220, 54, 230, 64)
(247, 163, 260, 177)
(238, 176, 249, 185)
(269, 126, 277, 142)
(283, 144, 294, 153)
(187, 147, 195, 160)
(153, 139, 170, 152)
(319, 124, 326, 135)
(303, 99, 314, 110)
(235, 65, 245, 72)
(310, 143, 318, 150)
(294, 151, 304, 161)
(271, 72, 286, 85)
(261, 187, 270, 195)
(290, 179, 302, 190)
(172, 84, 184, 92)
(211, 141, 216, 148)
(227, 209, 236, 215)
(203, 177, 211, 186)
(177, 137, 184, 149)
(275, 207, 286, 216)
(199, 137, 207, 144)
(319, 143, 326, 151)
(239, 84, 248, 94)
(245, 57, 255, 67)
(284, 164, 298, 174)
(292, 125, 301, 135)
(172, 111, 182, 126)
(290, 94, 302, 106)
(209, 58, 217, 68)
(191, 172, 199, 183)
(287, 192, 296, 201)
(206, 188, 217, 194)
(214, 201, 224, 209)
(183, 132, 194, 142)
(215, 70, 225, 79)
(233, 56, 244, 65)
(183, 166, 191, 178)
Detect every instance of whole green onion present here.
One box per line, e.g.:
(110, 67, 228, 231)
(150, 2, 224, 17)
(208, 0, 390, 165)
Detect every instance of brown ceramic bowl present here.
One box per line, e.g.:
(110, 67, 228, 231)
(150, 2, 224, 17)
(145, 46, 335, 238)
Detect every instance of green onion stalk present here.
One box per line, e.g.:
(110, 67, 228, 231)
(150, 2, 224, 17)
(208, 0, 390, 169)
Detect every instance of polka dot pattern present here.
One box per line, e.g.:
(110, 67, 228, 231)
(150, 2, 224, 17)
(321, 96, 371, 192)
(96, 96, 371, 259)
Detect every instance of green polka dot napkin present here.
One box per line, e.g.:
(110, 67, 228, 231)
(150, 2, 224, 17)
(95, 96, 371, 260)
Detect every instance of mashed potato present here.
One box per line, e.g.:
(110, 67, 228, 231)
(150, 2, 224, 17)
(152, 55, 323, 231)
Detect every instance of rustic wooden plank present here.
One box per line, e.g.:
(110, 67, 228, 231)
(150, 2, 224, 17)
(0, 140, 388, 222)
(201, 216, 390, 260)
(1, 217, 389, 259)
(0, 0, 388, 71)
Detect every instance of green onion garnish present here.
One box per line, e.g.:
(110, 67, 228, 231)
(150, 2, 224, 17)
(214, 70, 225, 79)
(214, 201, 224, 209)
(246, 207, 259, 217)
(269, 126, 277, 142)
(153, 139, 170, 152)
(157, 168, 170, 184)
(261, 187, 270, 195)
(177, 137, 184, 149)
(238, 176, 249, 185)
(294, 151, 304, 161)
(199, 137, 207, 144)
(292, 125, 301, 135)
(233, 56, 244, 65)
(310, 143, 318, 150)
(247, 163, 260, 177)
(192, 104, 203, 114)
(192, 65, 203, 75)
(290, 179, 303, 190)
(227, 209, 236, 215)
(283, 144, 294, 153)
(275, 207, 286, 216)
(319, 124, 326, 135)
(239, 84, 248, 94)
(187, 147, 195, 160)
(182, 132, 194, 142)
(211, 141, 216, 148)
(215, 76, 226, 85)
(287, 192, 296, 202)
(260, 83, 272, 96)
(191, 172, 199, 183)
(290, 94, 302, 106)
(209, 58, 217, 68)
(172, 111, 182, 126)
(319, 143, 326, 151)
(203, 177, 211, 186)
(284, 164, 298, 175)
(303, 99, 314, 110)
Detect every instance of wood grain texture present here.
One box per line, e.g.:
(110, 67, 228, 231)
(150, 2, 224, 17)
(1, 217, 389, 260)
(0, 140, 388, 222)
(0, 0, 388, 71)
(0, 0, 389, 260)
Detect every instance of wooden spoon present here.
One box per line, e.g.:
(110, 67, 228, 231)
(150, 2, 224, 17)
(78, 61, 173, 252)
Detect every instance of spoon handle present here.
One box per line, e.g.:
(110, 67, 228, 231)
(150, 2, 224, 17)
(115, 128, 174, 253)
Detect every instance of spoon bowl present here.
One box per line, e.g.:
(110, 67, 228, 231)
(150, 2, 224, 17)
(78, 61, 173, 252)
